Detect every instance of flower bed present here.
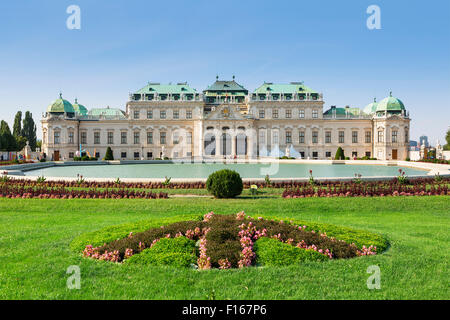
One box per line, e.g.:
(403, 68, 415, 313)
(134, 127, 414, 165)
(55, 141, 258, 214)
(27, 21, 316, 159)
(76, 212, 387, 269)
(0, 184, 168, 199)
(1, 176, 449, 190)
(282, 181, 449, 198)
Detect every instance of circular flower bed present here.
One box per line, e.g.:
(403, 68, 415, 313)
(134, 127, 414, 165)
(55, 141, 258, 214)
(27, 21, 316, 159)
(76, 212, 387, 269)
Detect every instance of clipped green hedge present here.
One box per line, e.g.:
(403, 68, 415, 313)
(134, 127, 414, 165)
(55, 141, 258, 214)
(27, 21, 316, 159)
(254, 238, 329, 266)
(206, 169, 243, 198)
(70, 214, 202, 253)
(124, 237, 198, 268)
(248, 214, 388, 253)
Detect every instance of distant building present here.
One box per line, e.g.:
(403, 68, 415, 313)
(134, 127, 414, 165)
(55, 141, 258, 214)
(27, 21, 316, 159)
(419, 135, 429, 148)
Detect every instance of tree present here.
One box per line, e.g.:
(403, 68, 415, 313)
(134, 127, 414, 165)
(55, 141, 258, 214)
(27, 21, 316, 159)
(15, 135, 27, 151)
(0, 120, 16, 151)
(335, 147, 345, 160)
(104, 146, 114, 160)
(13, 111, 22, 137)
(444, 129, 450, 151)
(21, 111, 37, 151)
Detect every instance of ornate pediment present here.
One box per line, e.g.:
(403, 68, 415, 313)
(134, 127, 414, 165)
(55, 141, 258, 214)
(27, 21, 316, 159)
(205, 105, 247, 120)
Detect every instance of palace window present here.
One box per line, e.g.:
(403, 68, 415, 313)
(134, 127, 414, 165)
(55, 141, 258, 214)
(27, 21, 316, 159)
(134, 132, 140, 144)
(352, 131, 358, 143)
(173, 132, 179, 144)
(107, 132, 114, 144)
(259, 130, 266, 144)
(365, 131, 371, 143)
(377, 130, 384, 143)
(404, 128, 409, 143)
(286, 131, 292, 144)
(285, 109, 292, 118)
(133, 110, 140, 119)
(94, 132, 100, 144)
(147, 110, 153, 119)
(160, 132, 166, 144)
(81, 132, 87, 144)
(272, 131, 279, 144)
(147, 152, 153, 159)
(299, 131, 305, 144)
(121, 132, 127, 144)
(147, 132, 153, 144)
(312, 151, 318, 159)
(312, 110, 318, 118)
(160, 110, 166, 119)
(365, 151, 371, 157)
(312, 131, 318, 144)
(95, 152, 100, 158)
(339, 131, 345, 143)
(272, 109, 278, 119)
(259, 110, 265, 119)
(186, 132, 192, 145)
(173, 110, 179, 119)
(69, 152, 74, 159)
(392, 131, 398, 143)
(68, 132, 74, 144)
(186, 110, 192, 119)
(134, 152, 140, 159)
(299, 110, 305, 118)
(325, 151, 332, 158)
(54, 132, 60, 144)
(325, 131, 331, 144)
(121, 152, 127, 158)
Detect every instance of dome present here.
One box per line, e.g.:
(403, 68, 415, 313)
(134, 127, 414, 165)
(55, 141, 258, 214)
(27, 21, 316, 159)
(363, 98, 378, 115)
(72, 98, 88, 116)
(47, 93, 75, 113)
(376, 92, 405, 113)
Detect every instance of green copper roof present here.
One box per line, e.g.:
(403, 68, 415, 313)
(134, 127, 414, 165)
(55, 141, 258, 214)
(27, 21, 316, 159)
(135, 82, 196, 95)
(72, 98, 88, 116)
(376, 92, 405, 113)
(324, 106, 361, 116)
(204, 78, 248, 94)
(47, 93, 75, 113)
(254, 82, 318, 94)
(363, 98, 378, 114)
(88, 107, 126, 118)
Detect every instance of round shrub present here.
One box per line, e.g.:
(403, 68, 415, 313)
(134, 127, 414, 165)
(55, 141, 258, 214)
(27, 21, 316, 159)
(206, 169, 243, 198)
(254, 237, 329, 266)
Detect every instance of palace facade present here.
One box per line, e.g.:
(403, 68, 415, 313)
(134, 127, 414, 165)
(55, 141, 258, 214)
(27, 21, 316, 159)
(41, 78, 410, 161)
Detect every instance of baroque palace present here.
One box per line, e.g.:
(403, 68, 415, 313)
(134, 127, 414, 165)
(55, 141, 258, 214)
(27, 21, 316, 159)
(41, 77, 410, 161)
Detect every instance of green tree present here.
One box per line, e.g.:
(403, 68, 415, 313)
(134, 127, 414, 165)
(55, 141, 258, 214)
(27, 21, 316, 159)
(15, 135, 27, 151)
(0, 120, 16, 151)
(335, 147, 345, 160)
(13, 111, 22, 137)
(104, 146, 114, 160)
(21, 111, 37, 151)
(444, 129, 450, 151)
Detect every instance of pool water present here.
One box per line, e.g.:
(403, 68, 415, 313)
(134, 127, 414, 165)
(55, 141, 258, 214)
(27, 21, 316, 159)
(24, 163, 428, 179)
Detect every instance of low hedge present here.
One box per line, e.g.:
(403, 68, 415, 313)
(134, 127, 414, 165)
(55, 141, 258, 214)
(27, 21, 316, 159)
(254, 237, 329, 266)
(70, 214, 202, 252)
(125, 237, 198, 268)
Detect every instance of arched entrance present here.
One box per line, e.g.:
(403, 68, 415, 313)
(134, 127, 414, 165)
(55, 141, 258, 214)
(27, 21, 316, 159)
(236, 133, 247, 155)
(221, 127, 232, 156)
(204, 132, 216, 156)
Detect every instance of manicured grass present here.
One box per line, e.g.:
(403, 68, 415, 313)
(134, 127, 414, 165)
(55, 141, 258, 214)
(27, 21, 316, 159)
(0, 196, 448, 299)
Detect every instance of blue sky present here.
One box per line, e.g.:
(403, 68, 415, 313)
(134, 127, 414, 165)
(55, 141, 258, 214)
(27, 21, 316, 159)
(0, 0, 448, 143)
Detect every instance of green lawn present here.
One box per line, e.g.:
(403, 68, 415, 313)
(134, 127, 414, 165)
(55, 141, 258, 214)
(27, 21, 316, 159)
(0, 196, 448, 299)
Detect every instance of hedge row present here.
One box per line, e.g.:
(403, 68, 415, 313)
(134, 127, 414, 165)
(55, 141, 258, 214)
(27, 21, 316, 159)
(282, 183, 449, 198)
(0, 185, 168, 199)
(2, 176, 449, 190)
